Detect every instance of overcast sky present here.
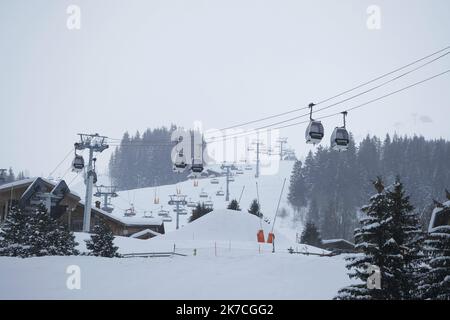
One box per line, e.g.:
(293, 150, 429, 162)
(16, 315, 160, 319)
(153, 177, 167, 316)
(1, 0, 449, 182)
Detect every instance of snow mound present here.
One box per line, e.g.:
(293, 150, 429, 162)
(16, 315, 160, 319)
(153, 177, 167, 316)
(160, 209, 284, 243)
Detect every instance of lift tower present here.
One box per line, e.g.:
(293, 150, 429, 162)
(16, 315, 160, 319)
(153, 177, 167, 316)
(220, 163, 235, 201)
(75, 133, 109, 232)
(168, 194, 187, 230)
(94, 185, 118, 213)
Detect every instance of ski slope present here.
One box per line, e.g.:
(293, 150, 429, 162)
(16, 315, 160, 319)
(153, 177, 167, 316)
(109, 161, 299, 239)
(0, 207, 352, 300)
(0, 253, 352, 299)
(73, 209, 325, 256)
(0, 160, 356, 300)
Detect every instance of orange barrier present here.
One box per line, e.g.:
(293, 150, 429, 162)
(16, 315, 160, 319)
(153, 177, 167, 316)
(267, 232, 275, 244)
(257, 230, 265, 243)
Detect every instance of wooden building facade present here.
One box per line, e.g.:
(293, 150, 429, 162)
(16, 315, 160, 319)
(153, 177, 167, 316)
(0, 178, 164, 238)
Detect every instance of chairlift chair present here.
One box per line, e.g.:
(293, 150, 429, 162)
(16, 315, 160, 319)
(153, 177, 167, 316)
(124, 206, 136, 217)
(216, 189, 225, 196)
(204, 202, 214, 210)
(158, 207, 170, 216)
(187, 201, 197, 208)
(211, 178, 219, 184)
(305, 103, 324, 144)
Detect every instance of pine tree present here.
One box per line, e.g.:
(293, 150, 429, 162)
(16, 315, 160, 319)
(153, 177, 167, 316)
(307, 198, 320, 226)
(189, 203, 213, 223)
(0, 206, 32, 257)
(321, 202, 339, 239)
(85, 219, 120, 258)
(300, 221, 322, 248)
(227, 199, 241, 211)
(0, 205, 78, 257)
(27, 205, 79, 257)
(417, 200, 450, 300)
(336, 177, 404, 300)
(385, 178, 425, 299)
(248, 199, 263, 218)
(287, 160, 307, 212)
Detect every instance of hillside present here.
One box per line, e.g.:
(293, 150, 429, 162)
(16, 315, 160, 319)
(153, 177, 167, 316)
(108, 161, 299, 239)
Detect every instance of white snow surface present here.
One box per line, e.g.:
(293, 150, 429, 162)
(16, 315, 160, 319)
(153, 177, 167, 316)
(110, 161, 299, 239)
(0, 253, 351, 299)
(0, 161, 357, 299)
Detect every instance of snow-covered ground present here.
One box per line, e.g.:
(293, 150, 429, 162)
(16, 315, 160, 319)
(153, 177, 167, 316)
(0, 208, 354, 299)
(0, 162, 357, 299)
(0, 253, 350, 300)
(109, 161, 300, 238)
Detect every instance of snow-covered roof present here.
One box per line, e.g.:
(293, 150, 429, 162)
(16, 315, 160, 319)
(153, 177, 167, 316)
(0, 177, 80, 199)
(321, 239, 355, 246)
(81, 201, 163, 226)
(129, 228, 162, 239)
(0, 178, 43, 191)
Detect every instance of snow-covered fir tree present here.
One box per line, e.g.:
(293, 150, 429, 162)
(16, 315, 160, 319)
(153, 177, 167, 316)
(321, 202, 339, 239)
(336, 177, 404, 300)
(300, 221, 322, 248)
(248, 199, 263, 218)
(85, 219, 120, 258)
(189, 202, 213, 223)
(417, 197, 450, 300)
(0, 206, 32, 257)
(385, 178, 425, 299)
(0, 204, 79, 257)
(227, 199, 241, 211)
(306, 198, 320, 226)
(287, 160, 307, 212)
(28, 205, 79, 257)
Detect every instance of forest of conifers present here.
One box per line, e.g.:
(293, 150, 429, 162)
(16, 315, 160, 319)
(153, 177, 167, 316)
(288, 134, 450, 240)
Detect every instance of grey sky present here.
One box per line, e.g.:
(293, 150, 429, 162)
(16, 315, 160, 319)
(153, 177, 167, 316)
(1, 0, 449, 181)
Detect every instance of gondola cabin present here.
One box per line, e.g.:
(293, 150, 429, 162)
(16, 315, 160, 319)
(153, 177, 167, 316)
(72, 155, 85, 172)
(191, 159, 204, 173)
(330, 127, 350, 151)
(305, 120, 324, 144)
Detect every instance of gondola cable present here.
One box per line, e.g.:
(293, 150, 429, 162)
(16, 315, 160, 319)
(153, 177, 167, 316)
(206, 51, 450, 142)
(207, 45, 450, 134)
(208, 69, 450, 143)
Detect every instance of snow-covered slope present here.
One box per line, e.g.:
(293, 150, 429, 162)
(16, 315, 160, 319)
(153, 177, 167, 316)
(160, 209, 280, 242)
(0, 253, 352, 299)
(75, 208, 325, 256)
(109, 161, 299, 239)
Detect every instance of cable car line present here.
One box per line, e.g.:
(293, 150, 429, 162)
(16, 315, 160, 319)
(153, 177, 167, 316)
(208, 69, 450, 143)
(48, 148, 73, 178)
(206, 45, 449, 134)
(206, 51, 449, 142)
(314, 45, 450, 105)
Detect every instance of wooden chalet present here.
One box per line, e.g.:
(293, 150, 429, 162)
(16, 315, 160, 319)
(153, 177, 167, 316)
(0, 177, 164, 238)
